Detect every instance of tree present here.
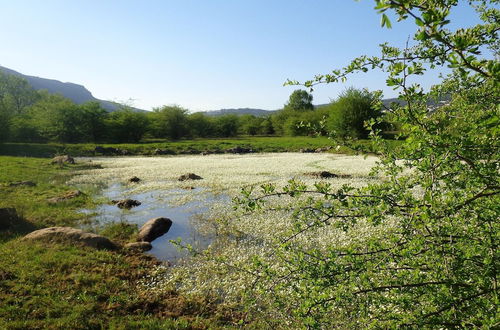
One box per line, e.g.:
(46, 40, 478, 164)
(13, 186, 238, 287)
(213, 114, 240, 137)
(327, 87, 381, 139)
(28, 92, 83, 143)
(188, 112, 216, 138)
(106, 107, 149, 142)
(204, 0, 498, 327)
(149, 105, 190, 140)
(0, 72, 39, 141)
(284, 89, 314, 112)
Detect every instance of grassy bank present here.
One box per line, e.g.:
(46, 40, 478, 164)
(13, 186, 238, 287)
(0, 156, 236, 328)
(0, 136, 400, 157)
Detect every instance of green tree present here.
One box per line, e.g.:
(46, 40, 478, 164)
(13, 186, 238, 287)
(0, 72, 39, 141)
(238, 115, 264, 136)
(226, 0, 499, 327)
(284, 89, 314, 112)
(213, 114, 240, 137)
(327, 87, 381, 139)
(79, 102, 108, 142)
(106, 107, 149, 142)
(28, 92, 83, 143)
(188, 112, 216, 137)
(149, 105, 190, 140)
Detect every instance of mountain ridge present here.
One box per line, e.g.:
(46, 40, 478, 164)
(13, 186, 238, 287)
(0, 65, 142, 112)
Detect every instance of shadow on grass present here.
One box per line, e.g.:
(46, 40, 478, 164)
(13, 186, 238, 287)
(0, 208, 37, 242)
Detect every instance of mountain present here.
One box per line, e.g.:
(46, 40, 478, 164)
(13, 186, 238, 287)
(0, 65, 143, 112)
(202, 108, 278, 117)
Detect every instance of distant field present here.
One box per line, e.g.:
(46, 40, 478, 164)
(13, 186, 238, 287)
(0, 136, 402, 157)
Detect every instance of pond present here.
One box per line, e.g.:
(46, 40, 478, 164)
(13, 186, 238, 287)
(72, 153, 377, 261)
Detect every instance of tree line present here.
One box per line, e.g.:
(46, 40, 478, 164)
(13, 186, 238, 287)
(0, 72, 385, 144)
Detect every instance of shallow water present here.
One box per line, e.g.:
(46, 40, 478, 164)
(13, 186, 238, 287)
(82, 183, 222, 262)
(74, 153, 377, 261)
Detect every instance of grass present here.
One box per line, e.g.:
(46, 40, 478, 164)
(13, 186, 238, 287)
(0, 241, 228, 329)
(0, 156, 238, 328)
(0, 157, 100, 242)
(0, 136, 398, 157)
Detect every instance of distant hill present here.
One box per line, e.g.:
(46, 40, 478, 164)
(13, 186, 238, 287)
(202, 108, 278, 117)
(0, 65, 144, 112)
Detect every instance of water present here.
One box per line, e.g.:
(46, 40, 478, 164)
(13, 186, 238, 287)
(82, 183, 223, 262)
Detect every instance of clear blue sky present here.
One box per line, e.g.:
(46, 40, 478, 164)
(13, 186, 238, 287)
(0, 1, 479, 111)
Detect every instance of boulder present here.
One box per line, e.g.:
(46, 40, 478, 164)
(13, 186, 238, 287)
(226, 146, 253, 154)
(129, 176, 141, 183)
(154, 148, 176, 155)
(9, 181, 36, 187)
(178, 173, 203, 181)
(300, 148, 315, 153)
(0, 208, 18, 231)
(306, 171, 339, 179)
(95, 146, 129, 155)
(22, 227, 118, 250)
(315, 146, 332, 153)
(111, 199, 142, 209)
(181, 148, 200, 155)
(51, 155, 75, 165)
(137, 217, 172, 242)
(47, 190, 82, 204)
(124, 241, 153, 252)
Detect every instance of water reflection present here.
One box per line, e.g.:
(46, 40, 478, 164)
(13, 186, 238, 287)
(82, 183, 222, 262)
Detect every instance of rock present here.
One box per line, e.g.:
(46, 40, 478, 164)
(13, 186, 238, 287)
(129, 176, 141, 183)
(181, 148, 200, 155)
(124, 241, 153, 252)
(22, 227, 118, 250)
(47, 190, 83, 204)
(315, 146, 332, 153)
(0, 208, 18, 231)
(226, 146, 253, 154)
(95, 146, 115, 155)
(111, 199, 142, 209)
(154, 148, 176, 155)
(51, 155, 75, 165)
(300, 148, 315, 153)
(9, 181, 36, 187)
(137, 217, 173, 242)
(178, 173, 203, 181)
(95, 146, 129, 155)
(307, 171, 339, 179)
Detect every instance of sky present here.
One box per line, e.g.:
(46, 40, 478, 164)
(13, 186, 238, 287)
(0, 1, 481, 112)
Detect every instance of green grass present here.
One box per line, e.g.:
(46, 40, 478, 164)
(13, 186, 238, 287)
(0, 156, 100, 241)
(0, 156, 238, 328)
(0, 136, 391, 157)
(0, 241, 229, 329)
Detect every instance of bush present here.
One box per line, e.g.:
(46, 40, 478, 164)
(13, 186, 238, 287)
(327, 87, 381, 139)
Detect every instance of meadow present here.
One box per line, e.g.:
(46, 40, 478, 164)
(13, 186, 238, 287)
(0, 140, 381, 328)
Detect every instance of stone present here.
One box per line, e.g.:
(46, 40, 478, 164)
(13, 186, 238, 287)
(178, 173, 203, 181)
(300, 148, 315, 153)
(51, 155, 75, 165)
(154, 148, 176, 155)
(22, 227, 118, 250)
(137, 217, 173, 242)
(225, 146, 253, 154)
(95, 146, 129, 155)
(129, 176, 141, 183)
(306, 171, 339, 179)
(124, 241, 153, 252)
(47, 190, 82, 204)
(9, 181, 36, 187)
(111, 199, 142, 209)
